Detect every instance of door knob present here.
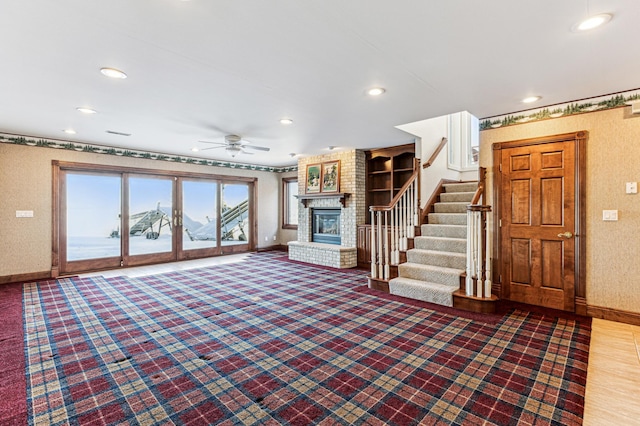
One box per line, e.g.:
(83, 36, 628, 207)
(557, 231, 573, 238)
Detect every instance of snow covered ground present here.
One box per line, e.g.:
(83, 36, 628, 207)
(67, 235, 246, 261)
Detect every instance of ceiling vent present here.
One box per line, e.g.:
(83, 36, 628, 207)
(106, 130, 131, 136)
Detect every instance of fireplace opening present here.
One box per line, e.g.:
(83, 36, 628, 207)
(311, 208, 341, 245)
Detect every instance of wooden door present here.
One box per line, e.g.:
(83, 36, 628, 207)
(500, 140, 577, 311)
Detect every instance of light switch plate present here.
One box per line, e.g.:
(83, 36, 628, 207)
(603, 210, 618, 221)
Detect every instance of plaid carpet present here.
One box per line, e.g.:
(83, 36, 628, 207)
(23, 252, 590, 425)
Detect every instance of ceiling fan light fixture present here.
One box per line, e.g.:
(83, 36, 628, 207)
(100, 67, 127, 79)
(226, 145, 242, 158)
(573, 13, 612, 32)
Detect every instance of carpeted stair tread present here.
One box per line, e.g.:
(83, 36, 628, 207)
(421, 224, 467, 238)
(434, 202, 469, 214)
(389, 180, 477, 308)
(398, 262, 463, 286)
(414, 236, 466, 253)
(439, 191, 476, 203)
(443, 182, 478, 193)
(388, 277, 458, 307)
(407, 249, 466, 270)
(427, 213, 467, 225)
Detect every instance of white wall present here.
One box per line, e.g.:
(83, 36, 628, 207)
(396, 113, 477, 207)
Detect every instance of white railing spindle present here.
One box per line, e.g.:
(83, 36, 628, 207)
(384, 210, 390, 280)
(371, 209, 377, 279)
(377, 210, 383, 279)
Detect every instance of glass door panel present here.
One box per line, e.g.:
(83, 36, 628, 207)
(128, 176, 174, 256)
(221, 183, 249, 247)
(181, 180, 218, 253)
(65, 173, 121, 262)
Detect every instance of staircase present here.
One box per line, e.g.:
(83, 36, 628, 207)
(388, 182, 477, 307)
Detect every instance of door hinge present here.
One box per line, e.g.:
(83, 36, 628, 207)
(499, 163, 502, 172)
(499, 219, 502, 227)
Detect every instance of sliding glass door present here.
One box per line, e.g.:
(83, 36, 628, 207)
(56, 163, 255, 274)
(63, 172, 122, 271)
(220, 183, 250, 253)
(127, 175, 175, 266)
(180, 179, 219, 258)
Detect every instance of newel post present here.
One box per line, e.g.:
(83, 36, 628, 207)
(466, 204, 492, 298)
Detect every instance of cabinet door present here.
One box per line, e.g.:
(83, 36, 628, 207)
(357, 225, 371, 266)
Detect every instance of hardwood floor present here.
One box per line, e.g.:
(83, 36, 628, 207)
(80, 257, 640, 424)
(584, 319, 640, 425)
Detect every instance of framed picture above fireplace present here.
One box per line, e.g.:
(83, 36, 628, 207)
(321, 160, 340, 193)
(305, 163, 321, 193)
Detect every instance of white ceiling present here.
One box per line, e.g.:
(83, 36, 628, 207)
(2, 0, 639, 167)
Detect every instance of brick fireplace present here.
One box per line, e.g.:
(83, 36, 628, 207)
(288, 150, 366, 269)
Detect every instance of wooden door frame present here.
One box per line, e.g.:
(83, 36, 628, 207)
(492, 131, 587, 314)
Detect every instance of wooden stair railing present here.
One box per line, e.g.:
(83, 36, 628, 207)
(369, 159, 420, 284)
(454, 167, 499, 313)
(422, 137, 448, 169)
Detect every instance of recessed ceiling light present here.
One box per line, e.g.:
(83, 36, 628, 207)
(63, 129, 76, 134)
(100, 67, 127, 79)
(522, 96, 542, 104)
(76, 107, 97, 114)
(191, 147, 199, 152)
(573, 13, 612, 32)
(280, 118, 293, 125)
(367, 87, 386, 96)
(289, 153, 297, 157)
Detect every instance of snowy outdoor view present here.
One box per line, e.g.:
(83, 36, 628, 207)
(66, 173, 249, 261)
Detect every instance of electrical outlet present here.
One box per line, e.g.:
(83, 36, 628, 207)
(264, 236, 268, 241)
(273, 235, 277, 241)
(626, 182, 637, 194)
(16, 210, 34, 218)
(603, 210, 618, 221)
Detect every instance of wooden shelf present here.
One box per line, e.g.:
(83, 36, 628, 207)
(295, 192, 350, 208)
(365, 143, 416, 214)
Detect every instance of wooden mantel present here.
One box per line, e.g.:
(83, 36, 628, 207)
(295, 193, 350, 208)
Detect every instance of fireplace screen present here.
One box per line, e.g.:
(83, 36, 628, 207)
(311, 209, 341, 245)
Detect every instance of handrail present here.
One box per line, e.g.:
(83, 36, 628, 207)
(470, 167, 487, 205)
(422, 137, 448, 169)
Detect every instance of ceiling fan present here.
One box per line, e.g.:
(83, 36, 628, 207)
(197, 134, 270, 158)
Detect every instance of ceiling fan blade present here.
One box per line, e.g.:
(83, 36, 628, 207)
(198, 140, 226, 146)
(240, 150, 254, 155)
(198, 146, 226, 151)
(242, 144, 270, 152)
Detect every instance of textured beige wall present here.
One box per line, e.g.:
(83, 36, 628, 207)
(480, 107, 640, 313)
(0, 143, 284, 277)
